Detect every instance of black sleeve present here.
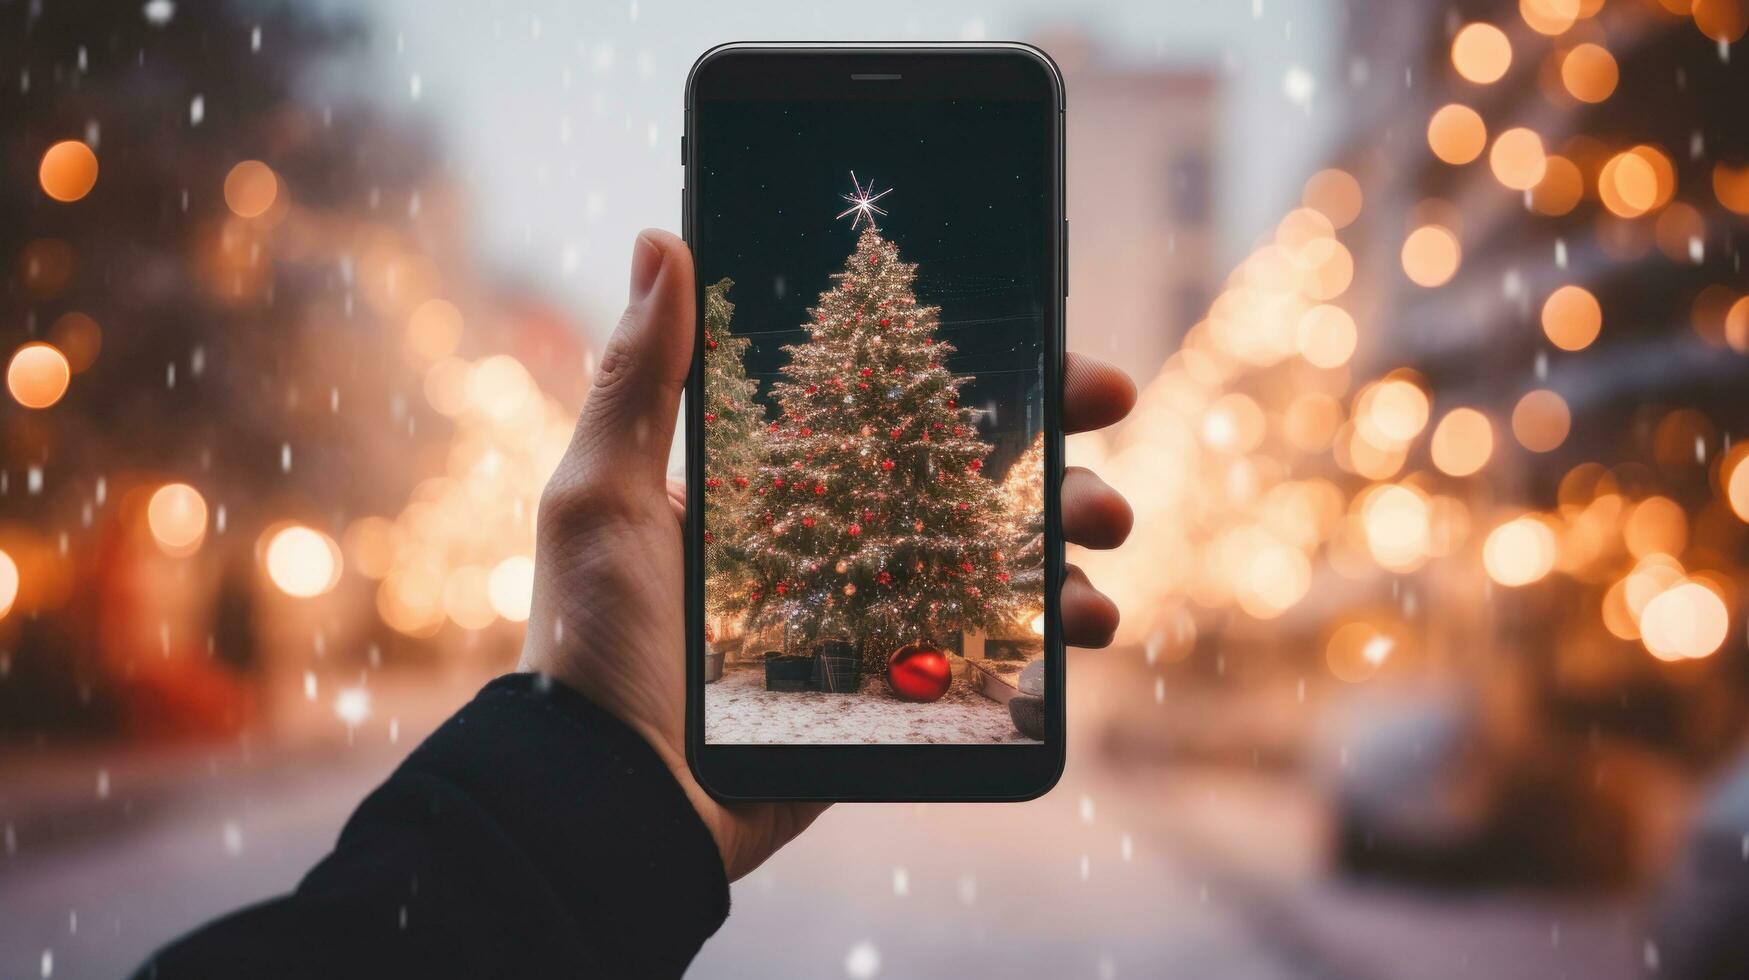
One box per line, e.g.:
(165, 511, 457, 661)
(134, 674, 730, 979)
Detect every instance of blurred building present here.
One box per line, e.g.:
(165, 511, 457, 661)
(1043, 32, 1220, 372)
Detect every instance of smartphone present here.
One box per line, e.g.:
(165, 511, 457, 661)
(683, 43, 1065, 801)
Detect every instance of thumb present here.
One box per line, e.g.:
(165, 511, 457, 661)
(565, 230, 695, 489)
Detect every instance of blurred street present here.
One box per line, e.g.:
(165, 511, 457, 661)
(1, 654, 1647, 979)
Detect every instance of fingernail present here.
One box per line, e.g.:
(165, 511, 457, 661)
(629, 233, 663, 302)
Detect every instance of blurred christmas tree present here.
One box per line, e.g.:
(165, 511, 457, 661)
(733, 225, 1020, 666)
(701, 278, 767, 630)
(0, 0, 454, 733)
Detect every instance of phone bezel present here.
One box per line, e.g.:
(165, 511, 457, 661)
(683, 42, 1066, 802)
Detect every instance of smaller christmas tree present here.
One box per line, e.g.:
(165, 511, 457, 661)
(998, 432, 1046, 610)
(701, 278, 768, 628)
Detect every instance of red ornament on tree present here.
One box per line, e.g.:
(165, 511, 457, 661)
(879, 317, 891, 327)
(848, 523, 862, 537)
(881, 459, 895, 471)
(803, 516, 816, 528)
(877, 570, 893, 585)
(887, 642, 951, 703)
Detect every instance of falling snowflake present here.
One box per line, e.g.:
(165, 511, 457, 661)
(843, 941, 880, 979)
(142, 0, 174, 27)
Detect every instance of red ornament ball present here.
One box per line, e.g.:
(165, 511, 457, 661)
(802, 516, 815, 528)
(847, 523, 862, 537)
(879, 317, 892, 327)
(881, 459, 895, 471)
(877, 570, 893, 585)
(814, 484, 827, 495)
(887, 642, 951, 703)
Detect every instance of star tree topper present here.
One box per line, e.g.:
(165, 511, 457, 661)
(836, 171, 893, 229)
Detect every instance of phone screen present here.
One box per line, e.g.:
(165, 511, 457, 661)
(696, 81, 1051, 746)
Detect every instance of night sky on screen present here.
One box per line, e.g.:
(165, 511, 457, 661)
(695, 97, 1048, 472)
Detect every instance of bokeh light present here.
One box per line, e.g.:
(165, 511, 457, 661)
(1728, 446, 1749, 522)
(1531, 155, 1584, 215)
(1428, 104, 1487, 165)
(147, 483, 209, 557)
(224, 160, 279, 218)
(1401, 225, 1461, 287)
(264, 525, 342, 598)
(48, 312, 102, 373)
(407, 298, 465, 361)
(1640, 581, 1730, 660)
(1301, 168, 1363, 228)
(487, 555, 535, 622)
(1362, 484, 1432, 572)
(1599, 150, 1658, 217)
(1430, 407, 1494, 477)
(38, 140, 98, 202)
(1483, 516, 1557, 586)
(1520, 0, 1581, 34)
(443, 565, 497, 630)
(0, 549, 18, 620)
(1716, 162, 1749, 214)
(1511, 389, 1572, 452)
(1296, 304, 1357, 368)
(7, 342, 71, 409)
(1490, 127, 1548, 190)
(1540, 285, 1602, 351)
(1694, 0, 1749, 42)
(1560, 43, 1618, 103)
(1452, 23, 1513, 84)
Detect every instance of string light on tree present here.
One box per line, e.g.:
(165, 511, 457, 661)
(724, 186, 1025, 666)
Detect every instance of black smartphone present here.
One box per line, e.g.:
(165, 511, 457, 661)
(683, 43, 1065, 802)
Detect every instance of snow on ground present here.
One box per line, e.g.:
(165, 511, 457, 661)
(706, 665, 1035, 744)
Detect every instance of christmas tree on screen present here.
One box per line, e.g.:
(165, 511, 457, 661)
(733, 214, 1020, 666)
(701, 278, 766, 627)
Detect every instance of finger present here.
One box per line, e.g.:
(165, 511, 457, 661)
(1061, 564, 1119, 648)
(1064, 353, 1136, 434)
(666, 477, 686, 524)
(564, 230, 696, 486)
(1062, 467, 1132, 550)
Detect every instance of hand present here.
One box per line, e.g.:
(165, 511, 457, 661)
(519, 230, 1137, 881)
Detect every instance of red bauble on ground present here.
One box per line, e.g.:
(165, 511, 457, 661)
(887, 642, 951, 703)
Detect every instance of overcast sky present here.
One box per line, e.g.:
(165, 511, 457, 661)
(349, 0, 1344, 333)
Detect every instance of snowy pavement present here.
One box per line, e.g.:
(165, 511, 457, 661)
(705, 665, 1034, 744)
(0, 654, 1650, 979)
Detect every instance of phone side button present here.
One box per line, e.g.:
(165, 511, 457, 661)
(1062, 219, 1069, 297)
